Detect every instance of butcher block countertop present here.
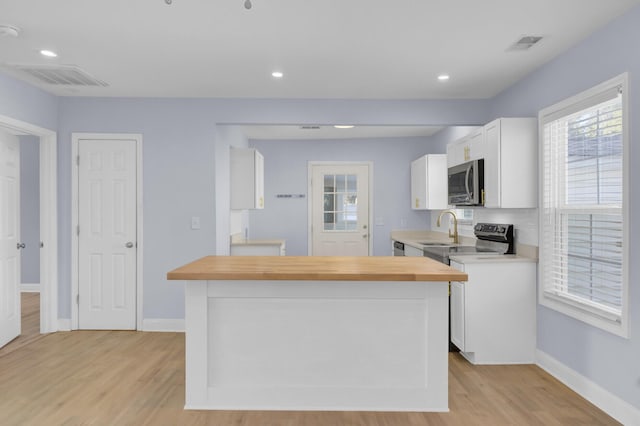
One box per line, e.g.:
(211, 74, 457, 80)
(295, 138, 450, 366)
(167, 256, 467, 282)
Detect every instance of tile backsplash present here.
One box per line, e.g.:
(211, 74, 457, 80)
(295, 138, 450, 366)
(431, 208, 538, 246)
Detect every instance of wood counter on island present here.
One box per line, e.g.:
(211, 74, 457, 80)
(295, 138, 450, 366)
(168, 256, 467, 412)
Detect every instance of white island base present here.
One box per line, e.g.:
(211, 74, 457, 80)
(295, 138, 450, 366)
(184, 279, 449, 412)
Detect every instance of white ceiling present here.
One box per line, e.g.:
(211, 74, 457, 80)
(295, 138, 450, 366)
(1, 0, 639, 100)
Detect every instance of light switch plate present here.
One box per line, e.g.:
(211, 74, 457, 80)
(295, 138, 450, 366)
(191, 216, 201, 230)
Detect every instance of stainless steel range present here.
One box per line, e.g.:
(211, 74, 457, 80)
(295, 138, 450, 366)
(422, 222, 515, 265)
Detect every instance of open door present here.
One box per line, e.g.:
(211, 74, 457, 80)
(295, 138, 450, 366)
(0, 129, 21, 348)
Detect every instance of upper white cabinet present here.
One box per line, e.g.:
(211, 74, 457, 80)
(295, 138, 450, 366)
(446, 118, 537, 208)
(410, 154, 447, 210)
(446, 128, 484, 168)
(483, 118, 537, 208)
(231, 148, 264, 210)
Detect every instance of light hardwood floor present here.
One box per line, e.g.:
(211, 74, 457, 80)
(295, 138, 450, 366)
(0, 297, 620, 426)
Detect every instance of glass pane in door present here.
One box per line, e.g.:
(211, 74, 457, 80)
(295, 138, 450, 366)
(323, 174, 358, 231)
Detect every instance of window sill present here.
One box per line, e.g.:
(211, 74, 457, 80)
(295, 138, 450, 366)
(539, 293, 628, 338)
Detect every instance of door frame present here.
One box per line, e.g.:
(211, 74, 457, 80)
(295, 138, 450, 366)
(307, 161, 373, 256)
(71, 133, 143, 330)
(0, 114, 58, 334)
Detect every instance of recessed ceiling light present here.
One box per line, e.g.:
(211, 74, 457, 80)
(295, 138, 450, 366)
(334, 125, 355, 129)
(437, 74, 450, 81)
(40, 50, 58, 58)
(271, 71, 283, 78)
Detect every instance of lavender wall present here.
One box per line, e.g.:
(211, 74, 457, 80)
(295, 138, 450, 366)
(248, 136, 443, 256)
(56, 97, 490, 319)
(0, 72, 58, 130)
(489, 5, 640, 411)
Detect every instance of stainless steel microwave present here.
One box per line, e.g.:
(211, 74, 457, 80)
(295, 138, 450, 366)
(448, 159, 484, 206)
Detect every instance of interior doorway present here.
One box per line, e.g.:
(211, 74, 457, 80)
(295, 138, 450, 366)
(0, 114, 58, 337)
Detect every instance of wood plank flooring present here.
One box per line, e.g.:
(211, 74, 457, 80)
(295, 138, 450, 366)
(0, 299, 620, 425)
(0, 292, 43, 358)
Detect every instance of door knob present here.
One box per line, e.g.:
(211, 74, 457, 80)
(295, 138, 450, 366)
(362, 234, 368, 239)
(16, 243, 25, 249)
(125, 242, 134, 248)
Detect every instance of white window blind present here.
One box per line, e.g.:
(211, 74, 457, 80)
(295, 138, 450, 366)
(540, 79, 626, 329)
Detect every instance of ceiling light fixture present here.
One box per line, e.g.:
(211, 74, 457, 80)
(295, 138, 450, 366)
(0, 25, 20, 38)
(437, 74, 450, 81)
(334, 125, 355, 129)
(244, 0, 252, 9)
(271, 71, 283, 78)
(40, 50, 58, 58)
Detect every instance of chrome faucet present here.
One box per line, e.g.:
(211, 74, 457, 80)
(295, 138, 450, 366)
(437, 210, 459, 244)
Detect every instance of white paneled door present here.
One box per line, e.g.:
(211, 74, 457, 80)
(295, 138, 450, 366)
(78, 139, 137, 329)
(0, 130, 20, 348)
(311, 164, 370, 256)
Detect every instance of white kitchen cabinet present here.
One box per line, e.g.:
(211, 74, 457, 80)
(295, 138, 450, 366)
(446, 128, 484, 168)
(404, 244, 424, 257)
(483, 118, 537, 208)
(411, 154, 447, 210)
(449, 258, 536, 365)
(231, 148, 264, 210)
(450, 280, 465, 350)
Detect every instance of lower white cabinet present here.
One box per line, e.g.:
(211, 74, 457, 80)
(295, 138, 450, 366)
(449, 259, 536, 364)
(450, 280, 466, 350)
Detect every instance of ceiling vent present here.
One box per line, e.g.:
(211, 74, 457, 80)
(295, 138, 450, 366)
(10, 64, 108, 86)
(507, 36, 543, 51)
(300, 125, 321, 130)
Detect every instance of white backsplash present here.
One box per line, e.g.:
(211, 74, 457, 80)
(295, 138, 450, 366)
(431, 208, 538, 246)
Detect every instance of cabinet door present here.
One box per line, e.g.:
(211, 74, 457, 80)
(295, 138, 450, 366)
(231, 149, 264, 210)
(254, 150, 265, 209)
(467, 128, 484, 161)
(450, 281, 465, 351)
(446, 142, 459, 168)
(447, 138, 466, 167)
(483, 119, 501, 208)
(410, 156, 427, 209)
(411, 155, 447, 210)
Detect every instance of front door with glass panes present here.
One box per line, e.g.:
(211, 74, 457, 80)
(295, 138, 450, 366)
(310, 163, 370, 256)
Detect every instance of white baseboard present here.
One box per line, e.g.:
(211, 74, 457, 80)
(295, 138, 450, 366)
(142, 318, 185, 332)
(537, 350, 640, 425)
(21, 283, 40, 293)
(57, 319, 71, 331)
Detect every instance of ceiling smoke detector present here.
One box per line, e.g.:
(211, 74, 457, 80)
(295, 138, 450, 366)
(507, 35, 543, 51)
(0, 25, 20, 38)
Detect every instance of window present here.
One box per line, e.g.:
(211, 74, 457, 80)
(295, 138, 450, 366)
(539, 74, 628, 337)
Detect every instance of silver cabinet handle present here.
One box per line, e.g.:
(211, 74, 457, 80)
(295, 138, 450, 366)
(125, 242, 134, 248)
(17, 243, 25, 249)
